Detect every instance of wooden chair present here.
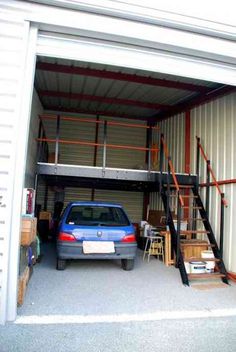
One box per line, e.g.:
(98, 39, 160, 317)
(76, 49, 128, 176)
(143, 236, 165, 262)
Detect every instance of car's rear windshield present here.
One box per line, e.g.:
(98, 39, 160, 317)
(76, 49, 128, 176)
(66, 205, 130, 226)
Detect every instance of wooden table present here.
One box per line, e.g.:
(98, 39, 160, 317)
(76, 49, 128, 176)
(140, 228, 174, 266)
(159, 231, 174, 266)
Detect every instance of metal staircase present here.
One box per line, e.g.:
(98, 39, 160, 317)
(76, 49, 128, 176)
(159, 134, 228, 286)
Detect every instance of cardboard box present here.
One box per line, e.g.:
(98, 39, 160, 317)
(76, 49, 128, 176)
(39, 211, 52, 222)
(21, 217, 37, 246)
(17, 266, 30, 306)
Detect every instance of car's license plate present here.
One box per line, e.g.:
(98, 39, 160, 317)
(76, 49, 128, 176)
(83, 241, 115, 254)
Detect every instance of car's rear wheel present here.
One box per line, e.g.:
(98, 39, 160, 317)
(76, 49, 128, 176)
(121, 259, 134, 271)
(57, 258, 66, 270)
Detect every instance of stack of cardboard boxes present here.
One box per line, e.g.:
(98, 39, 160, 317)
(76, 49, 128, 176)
(18, 217, 38, 306)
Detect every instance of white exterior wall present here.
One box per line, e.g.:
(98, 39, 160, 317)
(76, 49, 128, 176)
(0, 15, 35, 323)
(191, 92, 236, 272)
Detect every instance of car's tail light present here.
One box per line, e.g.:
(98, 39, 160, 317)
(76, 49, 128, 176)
(121, 234, 136, 243)
(58, 232, 76, 242)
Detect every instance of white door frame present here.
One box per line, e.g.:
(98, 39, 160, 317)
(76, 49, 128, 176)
(37, 30, 236, 86)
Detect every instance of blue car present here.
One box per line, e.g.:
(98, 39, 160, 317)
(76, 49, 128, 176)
(56, 201, 137, 270)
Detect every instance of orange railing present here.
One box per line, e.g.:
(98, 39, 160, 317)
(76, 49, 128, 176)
(39, 114, 160, 130)
(37, 114, 160, 169)
(196, 137, 227, 207)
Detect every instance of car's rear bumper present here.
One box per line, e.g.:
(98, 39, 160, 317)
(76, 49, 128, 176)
(57, 241, 137, 260)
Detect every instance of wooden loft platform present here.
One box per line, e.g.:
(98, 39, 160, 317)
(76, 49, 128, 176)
(37, 162, 197, 192)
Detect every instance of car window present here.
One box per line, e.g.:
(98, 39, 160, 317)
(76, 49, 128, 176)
(66, 206, 130, 226)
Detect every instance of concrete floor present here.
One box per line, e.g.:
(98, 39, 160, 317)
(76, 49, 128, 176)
(1, 243, 236, 352)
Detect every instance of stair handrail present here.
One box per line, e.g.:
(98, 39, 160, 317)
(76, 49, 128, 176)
(196, 136, 227, 257)
(161, 135, 184, 207)
(196, 137, 227, 207)
(160, 134, 185, 273)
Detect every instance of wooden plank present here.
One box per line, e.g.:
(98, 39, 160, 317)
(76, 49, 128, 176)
(188, 273, 225, 279)
(184, 258, 220, 262)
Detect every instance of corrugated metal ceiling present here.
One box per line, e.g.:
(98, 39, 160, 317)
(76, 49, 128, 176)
(35, 56, 218, 120)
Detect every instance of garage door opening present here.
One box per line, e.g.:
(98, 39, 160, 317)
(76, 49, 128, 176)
(18, 53, 233, 316)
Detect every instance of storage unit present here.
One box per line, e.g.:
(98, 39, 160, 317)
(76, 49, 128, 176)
(0, 0, 236, 324)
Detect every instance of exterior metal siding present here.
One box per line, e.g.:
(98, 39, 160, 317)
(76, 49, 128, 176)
(0, 16, 29, 323)
(191, 92, 236, 272)
(94, 189, 143, 223)
(24, 90, 43, 188)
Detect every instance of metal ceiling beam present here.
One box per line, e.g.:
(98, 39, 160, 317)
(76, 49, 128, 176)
(44, 105, 148, 120)
(36, 62, 209, 92)
(38, 89, 171, 110)
(154, 85, 236, 122)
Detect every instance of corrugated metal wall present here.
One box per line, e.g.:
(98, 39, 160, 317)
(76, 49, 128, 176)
(150, 113, 186, 211)
(158, 113, 186, 173)
(24, 89, 43, 188)
(97, 116, 147, 169)
(40, 114, 96, 166)
(94, 189, 143, 223)
(41, 113, 147, 169)
(36, 181, 143, 223)
(0, 16, 28, 323)
(36, 178, 55, 213)
(191, 92, 236, 272)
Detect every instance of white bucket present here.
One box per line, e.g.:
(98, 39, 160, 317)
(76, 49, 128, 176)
(173, 220, 188, 231)
(166, 220, 187, 232)
(201, 250, 215, 273)
(190, 261, 206, 274)
(184, 262, 191, 274)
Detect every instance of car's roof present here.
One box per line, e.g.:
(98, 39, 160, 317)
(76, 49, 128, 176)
(67, 201, 123, 208)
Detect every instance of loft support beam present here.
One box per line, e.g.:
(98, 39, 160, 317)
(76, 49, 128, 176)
(36, 62, 209, 92)
(38, 89, 171, 110)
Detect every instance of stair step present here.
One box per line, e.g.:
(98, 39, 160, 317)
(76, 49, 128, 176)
(188, 273, 225, 280)
(181, 218, 207, 221)
(170, 195, 198, 198)
(184, 258, 220, 263)
(180, 230, 210, 234)
(180, 242, 215, 247)
(172, 206, 202, 210)
(164, 184, 193, 189)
